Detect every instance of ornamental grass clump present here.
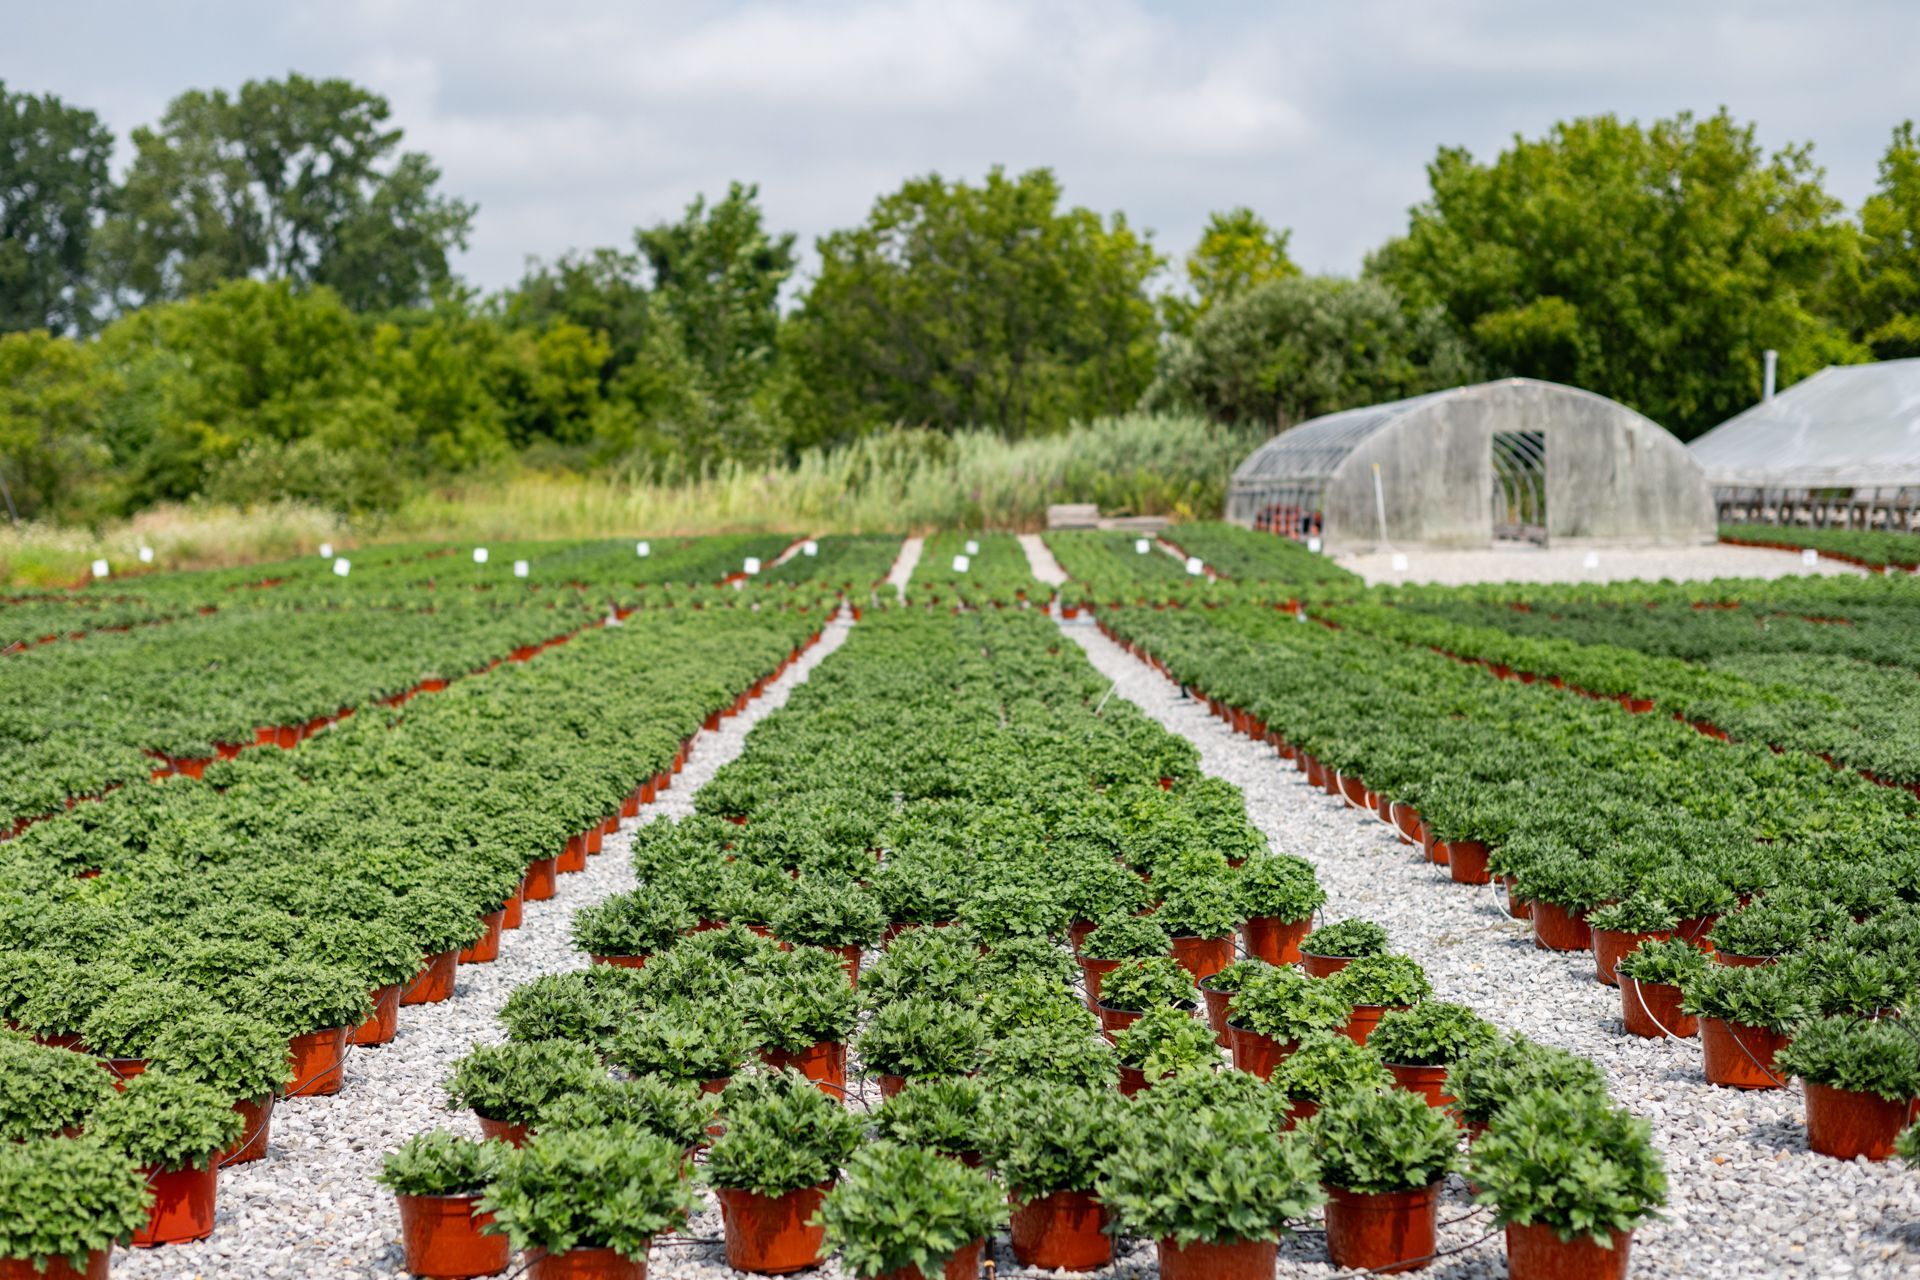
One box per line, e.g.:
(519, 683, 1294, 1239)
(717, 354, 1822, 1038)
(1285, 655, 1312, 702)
(817, 1142, 1006, 1280)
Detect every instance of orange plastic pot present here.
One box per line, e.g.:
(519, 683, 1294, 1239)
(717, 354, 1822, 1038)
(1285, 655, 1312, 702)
(1117, 1064, 1150, 1097)
(1700, 1016, 1787, 1089)
(0, 1252, 107, 1280)
(1387, 1062, 1455, 1113)
(1530, 900, 1592, 952)
(760, 1040, 847, 1097)
(1078, 957, 1120, 1010)
(834, 944, 863, 987)
(716, 1182, 831, 1274)
(287, 1025, 350, 1096)
(1620, 977, 1695, 1039)
(103, 1058, 147, 1090)
(558, 836, 587, 874)
(1505, 1223, 1632, 1280)
(476, 1114, 532, 1147)
(876, 1073, 909, 1100)
(584, 827, 603, 856)
(1500, 876, 1533, 921)
(1094, 1003, 1143, 1040)
(133, 1162, 218, 1247)
(1592, 928, 1669, 987)
(396, 1193, 512, 1278)
(1169, 934, 1234, 984)
(1711, 951, 1775, 969)
(1340, 1003, 1397, 1046)
(1157, 1235, 1276, 1280)
(589, 953, 648, 970)
(223, 1094, 273, 1165)
(459, 911, 506, 965)
(1803, 1081, 1920, 1161)
(1009, 1190, 1111, 1271)
(402, 950, 459, 1006)
(1282, 1097, 1318, 1131)
(527, 1245, 648, 1280)
(354, 983, 402, 1046)
(1241, 915, 1312, 966)
(1324, 1181, 1441, 1273)
(865, 1238, 982, 1280)
(524, 856, 559, 902)
(1227, 1024, 1294, 1080)
(1300, 952, 1351, 979)
(502, 886, 524, 931)
(1199, 986, 1233, 1046)
(1446, 841, 1492, 885)
(1067, 920, 1095, 954)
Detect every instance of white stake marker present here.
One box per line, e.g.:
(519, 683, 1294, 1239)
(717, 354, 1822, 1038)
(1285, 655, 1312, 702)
(513, 560, 529, 578)
(952, 554, 971, 573)
(473, 547, 489, 564)
(636, 541, 651, 557)
(91, 559, 109, 579)
(333, 558, 351, 577)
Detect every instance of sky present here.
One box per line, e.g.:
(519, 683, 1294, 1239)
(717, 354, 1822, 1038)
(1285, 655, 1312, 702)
(10, 0, 1920, 296)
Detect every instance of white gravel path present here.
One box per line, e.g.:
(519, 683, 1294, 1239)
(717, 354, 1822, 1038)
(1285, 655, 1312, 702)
(886, 536, 923, 591)
(1018, 533, 1068, 586)
(115, 615, 854, 1280)
(1337, 542, 1867, 586)
(1061, 613, 1920, 1280)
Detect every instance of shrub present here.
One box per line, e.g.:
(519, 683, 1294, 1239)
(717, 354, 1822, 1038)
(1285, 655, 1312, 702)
(1706, 900, 1818, 958)
(0, 1137, 151, 1270)
(1301, 919, 1389, 959)
(1470, 1091, 1667, 1245)
(1229, 967, 1348, 1043)
(1516, 855, 1619, 913)
(1680, 963, 1807, 1033)
(1367, 1001, 1497, 1068)
(79, 978, 217, 1060)
(497, 972, 625, 1048)
(858, 928, 982, 1009)
(740, 967, 859, 1053)
(293, 916, 425, 990)
(390, 889, 488, 957)
(1268, 1032, 1393, 1105)
(218, 960, 375, 1035)
(703, 1075, 863, 1196)
(536, 1076, 715, 1150)
(870, 1076, 987, 1158)
(978, 934, 1078, 987)
(444, 1041, 604, 1125)
(1114, 1005, 1221, 1080)
(1615, 938, 1708, 988)
(1080, 913, 1172, 962)
(87, 1071, 245, 1172)
(1306, 1088, 1457, 1193)
(979, 1023, 1119, 1090)
(376, 1130, 505, 1197)
(570, 891, 694, 958)
(977, 973, 1096, 1037)
(606, 999, 751, 1083)
(857, 997, 985, 1079)
(770, 878, 886, 949)
(481, 1126, 697, 1259)
(1236, 854, 1326, 922)
(1096, 956, 1195, 1013)
(1449, 1034, 1608, 1130)
(1199, 958, 1273, 995)
(818, 1142, 1006, 1279)
(1153, 879, 1240, 940)
(985, 1080, 1128, 1198)
(1327, 955, 1431, 1009)
(1776, 1016, 1920, 1101)
(1098, 1100, 1321, 1245)
(0, 1037, 116, 1142)
(146, 1011, 295, 1102)
(959, 881, 1068, 945)
(1586, 894, 1679, 936)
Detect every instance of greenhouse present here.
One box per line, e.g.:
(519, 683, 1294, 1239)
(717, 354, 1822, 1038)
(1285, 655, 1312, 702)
(1225, 378, 1715, 552)
(1689, 359, 1920, 529)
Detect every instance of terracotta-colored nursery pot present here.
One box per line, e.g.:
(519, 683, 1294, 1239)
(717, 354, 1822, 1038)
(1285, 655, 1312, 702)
(1169, 934, 1235, 984)
(866, 1238, 982, 1280)
(875, 1073, 909, 1100)
(523, 856, 560, 903)
(502, 887, 525, 931)
(1620, 977, 1695, 1040)
(354, 983, 403, 1047)
(1093, 1003, 1145, 1040)
(1386, 1061, 1456, 1114)
(402, 950, 459, 1006)
(1079, 957, 1120, 1010)
(1299, 951, 1351, 979)
(1505, 1223, 1632, 1280)
(1803, 1081, 1920, 1161)
(1156, 1235, 1276, 1280)
(1446, 841, 1491, 885)
(396, 1192, 512, 1278)
(1340, 1003, 1397, 1047)
(557, 836, 588, 875)
(1009, 1189, 1112, 1272)
(133, 1162, 219, 1247)
(1592, 928, 1670, 987)
(477, 1114, 532, 1147)
(0, 1252, 108, 1280)
(716, 1182, 832, 1275)
(287, 1026, 350, 1097)
(527, 1245, 648, 1280)
(1242, 915, 1312, 966)
(1323, 1181, 1441, 1273)
(760, 1039, 847, 1097)
(589, 954, 649, 970)
(1199, 986, 1234, 1046)
(1227, 1024, 1294, 1080)
(1530, 900, 1592, 952)
(1117, 1064, 1151, 1097)
(459, 910, 506, 965)
(1700, 1016, 1787, 1089)
(223, 1094, 274, 1165)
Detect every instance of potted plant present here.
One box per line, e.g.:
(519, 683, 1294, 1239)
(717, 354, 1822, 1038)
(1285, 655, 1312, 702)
(817, 1142, 1006, 1280)
(377, 1130, 510, 1279)
(1682, 963, 1806, 1090)
(1514, 856, 1617, 953)
(445, 1041, 604, 1147)
(1060, 858, 1150, 952)
(1449, 1034, 1608, 1142)
(1706, 899, 1819, 967)
(703, 1074, 863, 1274)
(606, 1000, 752, 1091)
(1775, 1016, 1920, 1161)
(77, 978, 215, 1085)
(1076, 915, 1171, 1010)
(1616, 939, 1707, 1040)
(570, 890, 694, 968)
(145, 1011, 295, 1164)
(1092, 956, 1196, 1039)
(219, 960, 374, 1097)
(1326, 955, 1431, 1045)
(770, 878, 885, 982)
(744, 965, 860, 1095)
(1298, 919, 1389, 978)
(293, 917, 423, 1047)
(1097, 1096, 1321, 1279)
(979, 1024, 1120, 1091)
(1113, 1005, 1221, 1095)
(0, 1137, 149, 1280)
(0, 1035, 115, 1142)
(1585, 895, 1678, 987)
(497, 972, 624, 1050)
(1367, 1001, 1498, 1114)
(1197, 958, 1272, 1045)
(391, 891, 488, 1003)
(871, 1076, 989, 1165)
(856, 997, 984, 1098)
(1470, 1090, 1667, 1280)
(1306, 1087, 1458, 1272)
(480, 1125, 697, 1280)
(87, 1071, 244, 1247)
(958, 881, 1069, 948)
(1266, 1031, 1394, 1129)
(1154, 879, 1241, 983)
(1235, 853, 1326, 965)
(534, 1076, 716, 1153)
(984, 1080, 1126, 1271)
(1226, 966, 1348, 1079)
(975, 973, 1095, 1039)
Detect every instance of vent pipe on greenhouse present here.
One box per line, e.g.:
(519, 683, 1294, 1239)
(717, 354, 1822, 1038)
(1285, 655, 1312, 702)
(1763, 349, 1778, 401)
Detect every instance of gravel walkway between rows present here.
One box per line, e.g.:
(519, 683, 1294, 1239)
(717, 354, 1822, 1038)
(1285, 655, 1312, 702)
(1018, 532, 1068, 586)
(1061, 612, 1920, 1280)
(1337, 542, 1867, 586)
(886, 535, 923, 591)
(116, 614, 854, 1280)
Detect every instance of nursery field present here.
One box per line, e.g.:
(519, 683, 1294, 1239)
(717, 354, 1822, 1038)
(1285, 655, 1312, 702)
(1, 525, 1918, 1280)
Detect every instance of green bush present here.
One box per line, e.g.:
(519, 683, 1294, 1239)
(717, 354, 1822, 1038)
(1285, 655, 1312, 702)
(1305, 1088, 1457, 1193)
(606, 999, 751, 1083)
(985, 1080, 1128, 1198)
(87, 1071, 246, 1172)
(0, 1037, 117, 1142)
(376, 1130, 505, 1197)
(1098, 1100, 1321, 1246)
(1114, 1005, 1221, 1081)
(1615, 938, 1708, 987)
(856, 997, 984, 1079)
(1080, 914, 1172, 962)
(1228, 967, 1348, 1043)
(1267, 1032, 1393, 1106)
(1327, 955, 1431, 1009)
(1470, 1091, 1667, 1245)
(1449, 1035, 1608, 1129)
(444, 1041, 604, 1125)
(78, 978, 217, 1060)
(146, 1011, 295, 1102)
(740, 966, 859, 1054)
(0, 1137, 151, 1269)
(535, 1076, 715, 1150)
(1366, 1001, 1497, 1068)
(481, 1125, 697, 1259)
(1301, 919, 1389, 959)
(1096, 956, 1195, 1013)
(1680, 963, 1807, 1033)
(703, 1074, 862, 1197)
(570, 891, 694, 958)
(817, 1142, 1006, 1280)
(870, 1076, 987, 1158)
(770, 878, 886, 950)
(218, 960, 374, 1035)
(1236, 854, 1326, 922)
(1775, 1016, 1920, 1101)
(978, 1023, 1119, 1090)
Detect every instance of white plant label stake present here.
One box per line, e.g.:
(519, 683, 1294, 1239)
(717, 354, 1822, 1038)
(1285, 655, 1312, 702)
(1583, 551, 1601, 570)
(964, 539, 980, 555)
(138, 546, 154, 564)
(1185, 556, 1204, 576)
(333, 558, 351, 577)
(1801, 548, 1820, 566)
(636, 541, 651, 557)
(743, 557, 762, 575)
(91, 558, 109, 579)
(473, 547, 489, 564)
(1307, 536, 1323, 553)
(319, 543, 333, 558)
(1391, 553, 1409, 572)
(952, 554, 971, 573)
(1135, 538, 1150, 554)
(513, 560, 530, 578)
(802, 540, 819, 557)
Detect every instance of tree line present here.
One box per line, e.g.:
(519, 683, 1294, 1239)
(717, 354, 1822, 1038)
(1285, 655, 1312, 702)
(2, 72, 1918, 521)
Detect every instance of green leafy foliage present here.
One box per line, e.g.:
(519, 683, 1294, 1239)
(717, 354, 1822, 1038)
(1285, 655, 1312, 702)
(1326, 955, 1431, 1009)
(769, 878, 885, 950)
(1775, 1016, 1920, 1101)
(219, 960, 375, 1036)
(1098, 1099, 1322, 1246)
(703, 1072, 862, 1197)
(979, 1023, 1119, 1090)
(1113, 1005, 1221, 1079)
(1680, 963, 1808, 1033)
(1366, 1001, 1497, 1068)
(570, 891, 694, 959)
(984, 1080, 1128, 1198)
(535, 1076, 715, 1151)
(1301, 919, 1389, 960)
(0, 1035, 117, 1141)
(1096, 956, 1196, 1013)
(444, 1041, 604, 1125)
(480, 1126, 697, 1259)
(87, 1070, 245, 1172)
(606, 1000, 751, 1083)
(1306, 1088, 1458, 1194)
(1449, 1035, 1609, 1129)
(870, 1077, 987, 1159)
(0, 1137, 150, 1269)
(146, 1011, 295, 1102)
(376, 1129, 505, 1197)
(1267, 1032, 1394, 1105)
(817, 1142, 1006, 1280)
(1080, 914, 1172, 962)
(1615, 938, 1709, 988)
(1235, 854, 1327, 923)
(1470, 1091, 1668, 1244)
(856, 997, 984, 1079)
(1229, 967, 1349, 1043)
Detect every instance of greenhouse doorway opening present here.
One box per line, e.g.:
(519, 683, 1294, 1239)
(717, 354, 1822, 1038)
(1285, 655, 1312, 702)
(1491, 430, 1547, 544)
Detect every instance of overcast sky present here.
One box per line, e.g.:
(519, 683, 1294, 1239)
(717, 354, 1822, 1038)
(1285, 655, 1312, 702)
(12, 1, 1920, 295)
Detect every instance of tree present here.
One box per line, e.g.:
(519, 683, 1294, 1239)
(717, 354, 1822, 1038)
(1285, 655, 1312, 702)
(0, 331, 112, 519)
(0, 82, 115, 335)
(787, 166, 1163, 442)
(96, 74, 474, 312)
(1162, 207, 1298, 334)
(1368, 110, 1865, 439)
(1855, 121, 1920, 359)
(1143, 275, 1479, 428)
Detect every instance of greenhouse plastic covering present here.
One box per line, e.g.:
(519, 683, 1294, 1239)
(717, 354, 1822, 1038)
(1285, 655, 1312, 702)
(1689, 360, 1920, 489)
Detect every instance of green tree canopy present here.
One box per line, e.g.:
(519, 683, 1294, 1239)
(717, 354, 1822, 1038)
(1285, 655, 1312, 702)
(96, 74, 474, 312)
(0, 82, 115, 335)
(1144, 275, 1478, 428)
(1163, 207, 1298, 334)
(0, 331, 113, 519)
(1368, 109, 1864, 439)
(788, 166, 1163, 442)
(1856, 121, 1920, 359)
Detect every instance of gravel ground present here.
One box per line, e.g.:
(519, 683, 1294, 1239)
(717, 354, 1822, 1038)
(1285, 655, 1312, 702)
(1337, 541, 1867, 586)
(1018, 533, 1068, 587)
(886, 535, 923, 591)
(115, 615, 854, 1280)
(1062, 611, 1920, 1280)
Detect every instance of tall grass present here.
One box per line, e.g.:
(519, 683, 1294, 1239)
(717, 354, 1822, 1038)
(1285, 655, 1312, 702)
(1, 413, 1259, 588)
